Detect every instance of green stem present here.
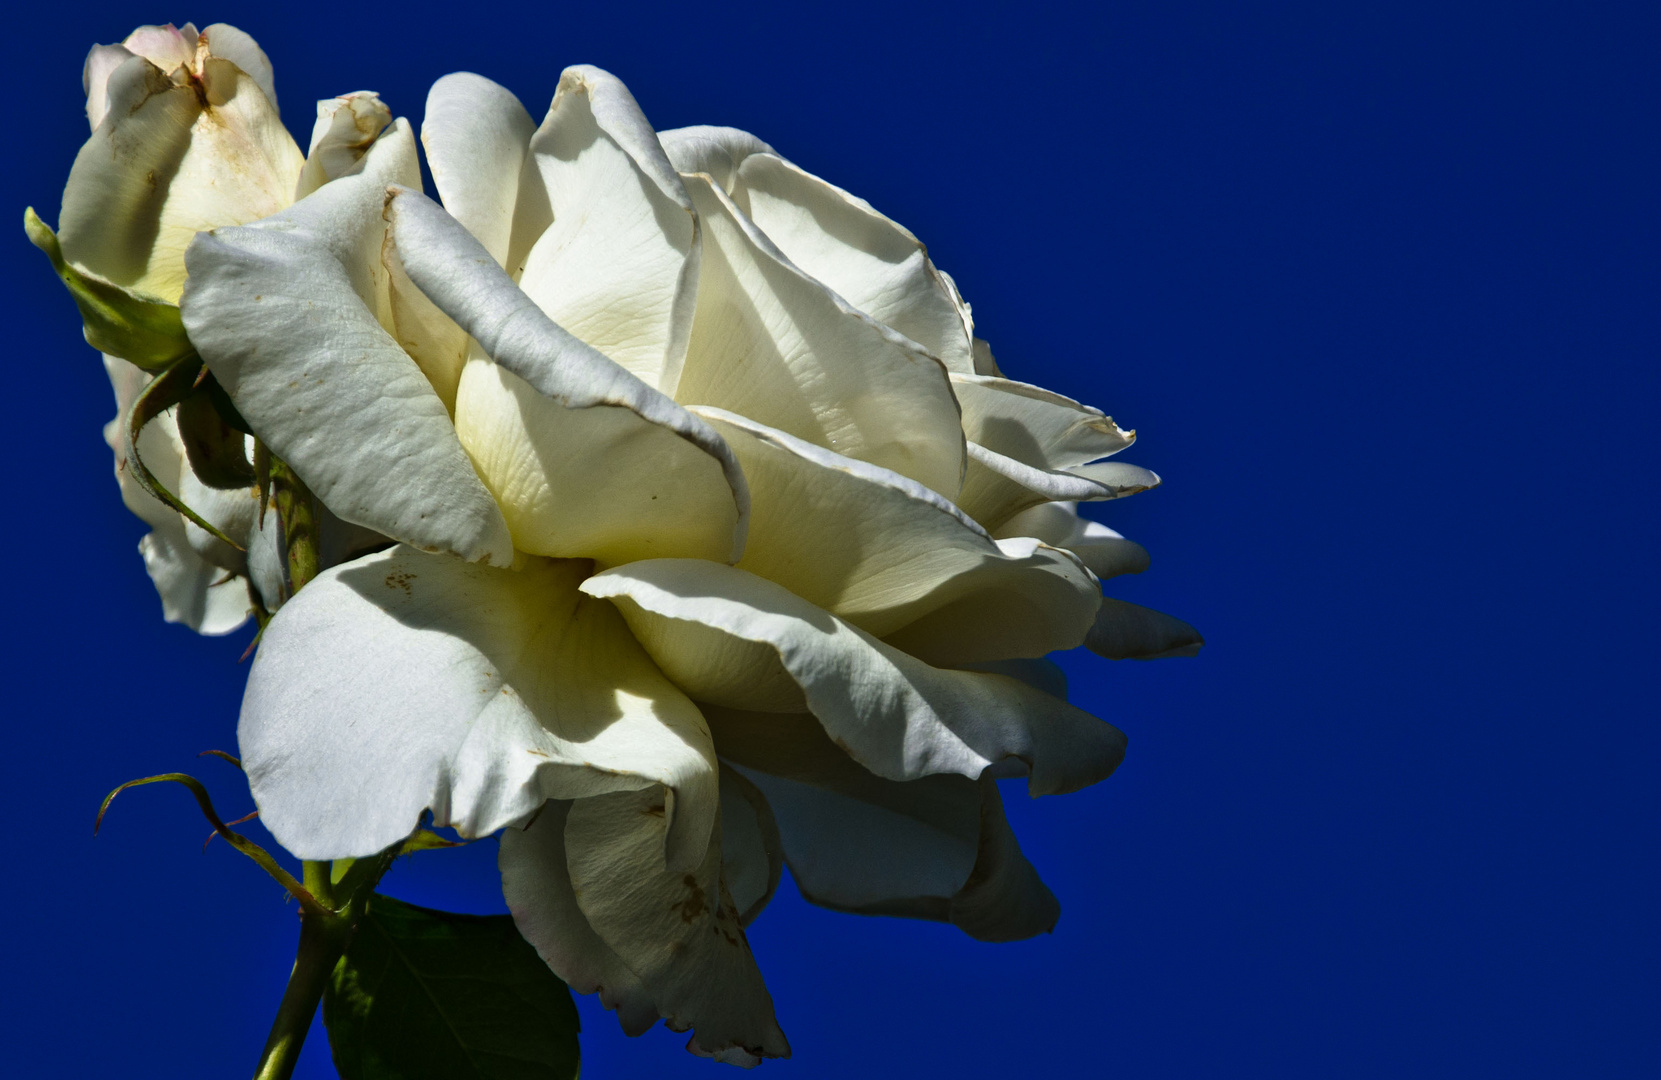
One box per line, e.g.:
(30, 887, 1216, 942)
(252, 871, 352, 1080)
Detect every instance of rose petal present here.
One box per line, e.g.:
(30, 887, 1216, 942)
(718, 764, 783, 925)
(199, 23, 279, 111)
(421, 73, 537, 269)
(240, 547, 719, 868)
(995, 501, 1151, 580)
(1087, 599, 1205, 660)
(295, 91, 392, 199)
(711, 707, 1059, 941)
(516, 66, 697, 391)
(694, 406, 1099, 661)
(182, 130, 515, 566)
(958, 444, 1161, 533)
(583, 560, 1126, 795)
(389, 187, 748, 566)
(675, 171, 966, 499)
(565, 787, 789, 1062)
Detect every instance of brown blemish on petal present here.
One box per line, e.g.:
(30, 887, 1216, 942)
(384, 570, 416, 595)
(671, 875, 708, 924)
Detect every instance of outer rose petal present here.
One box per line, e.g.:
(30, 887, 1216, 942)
(711, 708, 1059, 941)
(959, 444, 1162, 533)
(516, 66, 697, 391)
(240, 548, 719, 868)
(182, 129, 515, 567)
(583, 560, 1126, 796)
(952, 373, 1135, 470)
(389, 188, 748, 566)
(661, 127, 977, 373)
(675, 172, 966, 499)
(1087, 599, 1205, 660)
(59, 51, 303, 303)
(694, 407, 1100, 662)
(199, 24, 279, 112)
(996, 501, 1151, 581)
(718, 764, 784, 925)
(565, 788, 789, 1064)
(499, 801, 656, 1034)
(82, 44, 132, 131)
(421, 73, 537, 268)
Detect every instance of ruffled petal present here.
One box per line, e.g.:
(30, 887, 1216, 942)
(58, 50, 303, 303)
(583, 560, 1126, 795)
(389, 187, 747, 566)
(696, 407, 1098, 661)
(675, 172, 966, 499)
(1087, 599, 1205, 660)
(515, 66, 697, 391)
(420, 73, 536, 268)
(182, 130, 515, 566)
(240, 547, 719, 868)
(711, 708, 1058, 941)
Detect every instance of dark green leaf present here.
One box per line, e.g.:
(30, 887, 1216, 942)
(325, 894, 580, 1080)
(124, 354, 245, 550)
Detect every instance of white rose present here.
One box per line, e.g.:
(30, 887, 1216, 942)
(178, 65, 1199, 1065)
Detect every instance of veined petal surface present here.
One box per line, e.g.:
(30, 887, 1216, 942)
(240, 548, 719, 867)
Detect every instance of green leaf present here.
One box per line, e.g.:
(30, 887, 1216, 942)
(22, 207, 193, 371)
(325, 894, 581, 1080)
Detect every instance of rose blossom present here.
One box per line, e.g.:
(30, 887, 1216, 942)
(56, 36, 1200, 1063)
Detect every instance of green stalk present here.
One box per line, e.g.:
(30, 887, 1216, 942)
(251, 871, 354, 1080)
(267, 455, 318, 599)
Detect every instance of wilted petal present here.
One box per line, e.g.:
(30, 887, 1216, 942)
(711, 708, 1058, 941)
(676, 172, 966, 499)
(421, 73, 537, 268)
(1087, 599, 1205, 660)
(696, 407, 1098, 660)
(565, 788, 789, 1063)
(199, 23, 278, 111)
(389, 187, 747, 566)
(182, 131, 515, 566)
(240, 548, 719, 866)
(295, 91, 392, 199)
(516, 66, 697, 390)
(59, 51, 303, 303)
(583, 560, 1126, 795)
(996, 501, 1151, 580)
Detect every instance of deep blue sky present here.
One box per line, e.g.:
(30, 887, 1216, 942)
(3, 2, 1653, 1077)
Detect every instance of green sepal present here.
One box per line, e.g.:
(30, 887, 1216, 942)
(177, 376, 256, 490)
(126, 354, 246, 551)
(23, 207, 193, 371)
(325, 894, 581, 1080)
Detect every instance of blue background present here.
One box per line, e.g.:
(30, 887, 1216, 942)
(3, 2, 1653, 1076)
